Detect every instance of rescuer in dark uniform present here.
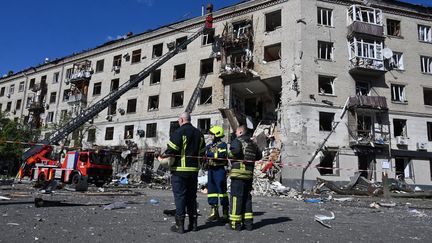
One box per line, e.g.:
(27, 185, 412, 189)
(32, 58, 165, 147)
(163, 112, 205, 234)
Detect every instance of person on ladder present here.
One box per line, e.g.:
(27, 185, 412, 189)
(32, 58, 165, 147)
(205, 125, 229, 222)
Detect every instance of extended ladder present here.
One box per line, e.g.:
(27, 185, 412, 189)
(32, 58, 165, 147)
(185, 74, 208, 113)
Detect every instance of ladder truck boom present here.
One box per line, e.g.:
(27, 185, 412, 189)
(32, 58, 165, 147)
(19, 8, 214, 177)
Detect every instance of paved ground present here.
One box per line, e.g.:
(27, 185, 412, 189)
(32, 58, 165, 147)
(0, 183, 431, 243)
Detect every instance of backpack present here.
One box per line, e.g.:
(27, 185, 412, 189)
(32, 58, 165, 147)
(238, 137, 257, 161)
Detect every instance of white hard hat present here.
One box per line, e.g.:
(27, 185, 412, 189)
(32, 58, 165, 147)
(158, 156, 175, 168)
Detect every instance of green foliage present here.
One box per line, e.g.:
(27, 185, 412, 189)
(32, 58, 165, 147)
(0, 113, 40, 176)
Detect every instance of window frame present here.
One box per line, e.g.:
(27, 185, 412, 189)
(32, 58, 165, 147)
(418, 24, 432, 42)
(93, 82, 102, 96)
(148, 95, 159, 111)
(95, 59, 105, 73)
(105, 127, 114, 140)
(318, 75, 335, 95)
(171, 91, 184, 108)
(265, 9, 282, 31)
(131, 49, 142, 64)
(146, 123, 157, 138)
(391, 84, 406, 103)
(317, 7, 333, 27)
(317, 41, 334, 60)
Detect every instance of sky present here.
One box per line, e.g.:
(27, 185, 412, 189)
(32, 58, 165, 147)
(0, 0, 431, 77)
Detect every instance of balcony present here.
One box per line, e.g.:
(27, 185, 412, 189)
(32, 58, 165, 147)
(348, 38, 386, 76)
(347, 96, 388, 110)
(68, 71, 92, 84)
(27, 101, 45, 113)
(67, 93, 87, 104)
(347, 5, 384, 38)
(67, 60, 93, 85)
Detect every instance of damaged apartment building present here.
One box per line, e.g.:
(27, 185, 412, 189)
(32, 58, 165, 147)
(0, 0, 432, 189)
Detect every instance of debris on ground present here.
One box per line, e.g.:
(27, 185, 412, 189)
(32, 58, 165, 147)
(103, 201, 130, 210)
(0, 195, 11, 200)
(314, 211, 335, 228)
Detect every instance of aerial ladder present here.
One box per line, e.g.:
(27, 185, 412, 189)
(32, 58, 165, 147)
(17, 5, 214, 179)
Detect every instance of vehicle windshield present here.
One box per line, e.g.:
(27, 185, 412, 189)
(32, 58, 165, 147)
(90, 151, 112, 165)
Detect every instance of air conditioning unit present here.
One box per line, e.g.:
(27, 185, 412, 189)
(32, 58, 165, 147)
(395, 136, 408, 145)
(416, 142, 428, 151)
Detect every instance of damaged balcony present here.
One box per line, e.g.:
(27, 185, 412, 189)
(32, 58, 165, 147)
(67, 93, 87, 105)
(347, 5, 384, 38)
(219, 19, 258, 84)
(67, 60, 93, 85)
(347, 96, 390, 147)
(348, 37, 386, 76)
(26, 100, 45, 113)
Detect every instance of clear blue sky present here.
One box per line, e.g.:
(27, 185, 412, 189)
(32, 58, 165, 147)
(0, 0, 430, 77)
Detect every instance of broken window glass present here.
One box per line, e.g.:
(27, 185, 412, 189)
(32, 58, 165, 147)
(173, 64, 186, 80)
(49, 92, 57, 104)
(391, 84, 406, 102)
(319, 112, 334, 131)
(202, 28, 215, 45)
(113, 55, 122, 67)
(199, 87, 212, 105)
(200, 58, 214, 75)
(266, 10, 281, 31)
(152, 43, 163, 58)
(108, 102, 117, 115)
(171, 91, 184, 107)
(131, 49, 142, 64)
(318, 76, 335, 95)
(148, 95, 159, 111)
(198, 118, 211, 134)
(105, 127, 114, 140)
(264, 43, 281, 62)
(146, 123, 157, 138)
(124, 125, 134, 139)
(393, 119, 407, 137)
(96, 59, 104, 73)
(176, 36, 188, 50)
(87, 129, 96, 142)
(93, 82, 102, 96)
(424, 88, 432, 105)
(127, 99, 137, 113)
(150, 69, 161, 85)
(111, 78, 119, 91)
(318, 150, 339, 176)
(386, 19, 401, 36)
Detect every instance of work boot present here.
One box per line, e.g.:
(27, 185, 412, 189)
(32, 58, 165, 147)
(221, 206, 229, 221)
(188, 215, 198, 232)
(170, 216, 185, 234)
(206, 206, 219, 222)
(244, 222, 253, 231)
(225, 221, 242, 231)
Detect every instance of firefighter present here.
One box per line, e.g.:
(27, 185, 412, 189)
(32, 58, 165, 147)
(205, 125, 229, 222)
(227, 125, 260, 231)
(163, 112, 205, 234)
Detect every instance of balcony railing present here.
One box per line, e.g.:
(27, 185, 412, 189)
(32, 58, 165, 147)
(347, 5, 383, 37)
(348, 96, 388, 110)
(67, 93, 87, 104)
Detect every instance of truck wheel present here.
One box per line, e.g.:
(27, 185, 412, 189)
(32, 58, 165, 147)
(71, 173, 81, 186)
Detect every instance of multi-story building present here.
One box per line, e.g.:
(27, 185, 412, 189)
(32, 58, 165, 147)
(1, 0, 431, 188)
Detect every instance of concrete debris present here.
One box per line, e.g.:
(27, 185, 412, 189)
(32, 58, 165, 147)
(408, 209, 428, 218)
(0, 195, 11, 200)
(333, 197, 353, 202)
(314, 211, 335, 228)
(378, 202, 396, 208)
(103, 201, 130, 210)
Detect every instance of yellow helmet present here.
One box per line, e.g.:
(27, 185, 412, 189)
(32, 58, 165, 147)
(209, 125, 224, 138)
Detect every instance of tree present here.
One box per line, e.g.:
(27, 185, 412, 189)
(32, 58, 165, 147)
(0, 113, 41, 176)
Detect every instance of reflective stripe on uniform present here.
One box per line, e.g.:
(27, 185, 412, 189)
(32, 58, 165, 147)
(208, 193, 228, 198)
(208, 193, 219, 198)
(230, 168, 253, 179)
(170, 166, 199, 172)
(168, 141, 179, 151)
(181, 135, 187, 168)
(244, 212, 253, 219)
